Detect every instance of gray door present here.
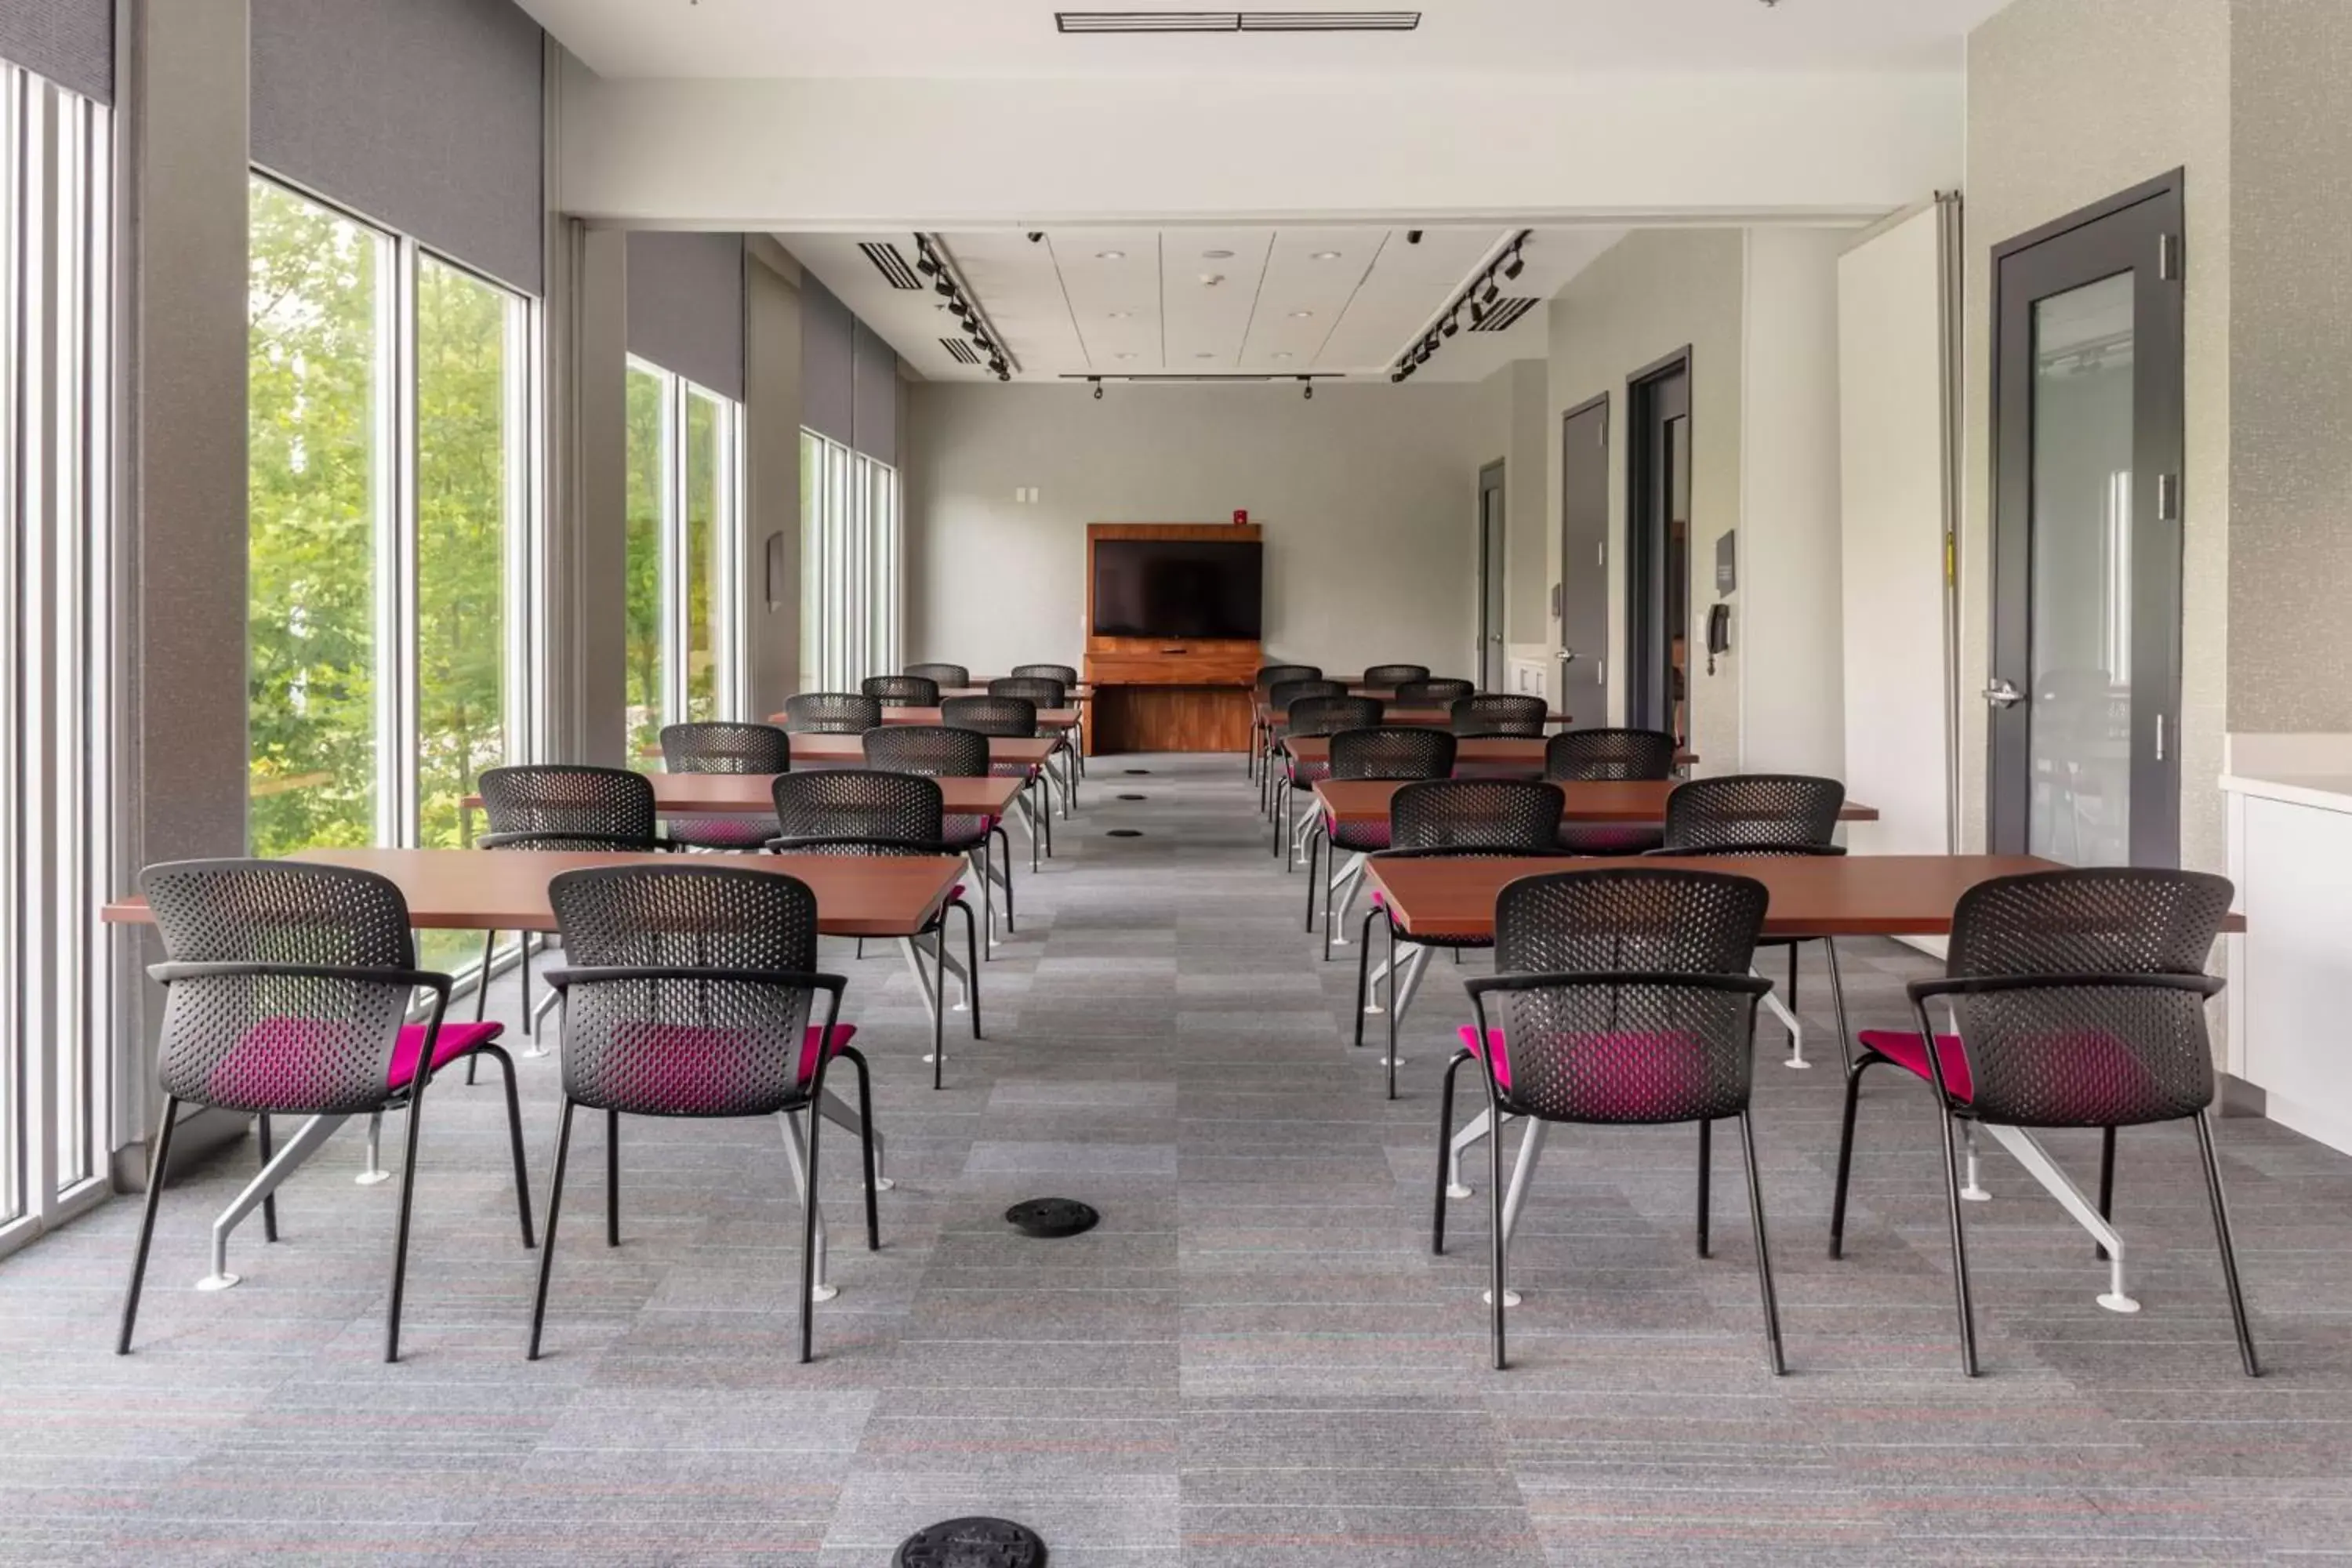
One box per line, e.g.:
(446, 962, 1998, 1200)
(1558, 395, 1609, 716)
(1477, 462, 1507, 689)
(1989, 175, 2184, 866)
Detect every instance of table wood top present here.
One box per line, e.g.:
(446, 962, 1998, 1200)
(464, 774, 1024, 818)
(1312, 779, 1878, 827)
(788, 734, 1058, 766)
(103, 848, 965, 938)
(1361, 853, 2245, 940)
(829, 706, 1080, 729)
(942, 684, 1094, 702)
(1281, 735, 1697, 771)
(1261, 704, 1571, 728)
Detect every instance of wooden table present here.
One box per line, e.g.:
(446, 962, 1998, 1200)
(1282, 735, 1695, 774)
(787, 734, 1058, 769)
(782, 706, 1082, 731)
(1312, 779, 1872, 830)
(942, 684, 1094, 702)
(1260, 703, 1572, 730)
(466, 774, 1023, 822)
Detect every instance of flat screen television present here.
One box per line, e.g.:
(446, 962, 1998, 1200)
(1091, 539, 1263, 640)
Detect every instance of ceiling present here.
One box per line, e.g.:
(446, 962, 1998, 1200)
(780, 226, 1627, 384)
(523, 0, 2013, 78)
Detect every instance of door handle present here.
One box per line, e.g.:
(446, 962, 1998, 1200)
(1557, 648, 1577, 664)
(1983, 678, 2025, 709)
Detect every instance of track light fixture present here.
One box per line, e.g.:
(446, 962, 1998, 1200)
(1442, 313, 1459, 338)
(1300, 376, 1313, 400)
(1091, 376, 1105, 400)
(1384, 228, 1533, 382)
(1502, 243, 1526, 281)
(916, 252, 939, 276)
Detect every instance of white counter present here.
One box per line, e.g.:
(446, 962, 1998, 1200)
(2223, 739, 2352, 1155)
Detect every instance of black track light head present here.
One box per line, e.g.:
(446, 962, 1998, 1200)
(916, 253, 938, 276)
(1442, 314, 1459, 338)
(1091, 377, 1104, 400)
(1406, 229, 1424, 244)
(1503, 251, 1526, 281)
(1300, 376, 1313, 401)
(934, 278, 954, 297)
(1027, 231, 1044, 243)
(1390, 370, 1405, 383)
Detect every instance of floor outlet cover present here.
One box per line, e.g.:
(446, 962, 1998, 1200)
(894, 1516, 1047, 1567)
(1005, 1198, 1100, 1238)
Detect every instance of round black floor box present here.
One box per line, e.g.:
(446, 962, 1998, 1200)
(1105, 828, 1144, 838)
(1123, 768, 1150, 775)
(1004, 1198, 1099, 1239)
(895, 1516, 1047, 1568)
(1116, 793, 1147, 802)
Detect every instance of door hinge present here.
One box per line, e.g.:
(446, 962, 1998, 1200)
(2157, 473, 2180, 522)
(2158, 233, 2183, 281)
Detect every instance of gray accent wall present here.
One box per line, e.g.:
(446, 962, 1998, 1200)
(251, 0, 546, 293)
(800, 276, 856, 449)
(625, 230, 746, 400)
(0, 0, 112, 102)
(745, 252, 804, 717)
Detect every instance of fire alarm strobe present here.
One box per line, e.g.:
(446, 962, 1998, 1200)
(1232, 509, 1248, 526)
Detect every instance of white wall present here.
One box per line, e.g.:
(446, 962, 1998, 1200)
(743, 247, 804, 719)
(1503, 358, 1552, 650)
(902, 382, 1506, 679)
(1738, 228, 1848, 775)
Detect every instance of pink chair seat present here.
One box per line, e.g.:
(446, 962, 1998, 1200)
(207, 1018, 506, 1105)
(599, 1023, 859, 1114)
(1459, 1025, 1713, 1118)
(1329, 817, 1391, 851)
(1858, 1029, 1974, 1102)
(941, 813, 999, 847)
(990, 762, 1041, 779)
(666, 815, 780, 848)
(1860, 1025, 2158, 1122)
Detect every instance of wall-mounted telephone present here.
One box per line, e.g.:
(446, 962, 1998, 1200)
(1705, 604, 1731, 674)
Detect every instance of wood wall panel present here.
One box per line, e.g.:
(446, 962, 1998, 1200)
(1091, 685, 1254, 754)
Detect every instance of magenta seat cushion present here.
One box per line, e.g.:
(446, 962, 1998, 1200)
(990, 762, 1041, 779)
(1859, 1030, 1974, 1102)
(1458, 1025, 1713, 1118)
(208, 1018, 506, 1105)
(666, 815, 779, 848)
(600, 1023, 860, 1113)
(1329, 818, 1392, 851)
(941, 813, 998, 847)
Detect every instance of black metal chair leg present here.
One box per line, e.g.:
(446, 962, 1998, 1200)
(1487, 1080, 1509, 1370)
(384, 1076, 431, 1364)
(1737, 1110, 1786, 1376)
(1696, 1119, 1712, 1258)
(1321, 845, 1338, 963)
(469, 928, 496, 1083)
(1352, 904, 1381, 1048)
(1384, 916, 1400, 1101)
(2095, 1126, 2118, 1261)
(518, 940, 533, 1036)
(526, 1098, 576, 1360)
(798, 1082, 826, 1366)
(605, 1109, 621, 1248)
(1829, 1061, 1869, 1259)
(977, 842, 993, 961)
(1434, 1050, 1472, 1255)
(258, 1114, 280, 1243)
(1936, 1110, 1980, 1376)
(992, 825, 1016, 931)
(1304, 827, 1320, 931)
(931, 920, 948, 1091)
(2194, 1112, 2260, 1377)
(481, 1046, 535, 1247)
(957, 899, 982, 1038)
(116, 1097, 180, 1356)
(846, 1047, 880, 1250)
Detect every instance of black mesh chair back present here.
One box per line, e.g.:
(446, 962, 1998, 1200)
(1330, 727, 1457, 782)
(769, 769, 945, 855)
(479, 764, 660, 851)
(1479, 868, 1770, 1124)
(941, 695, 1036, 737)
(1933, 868, 2233, 1128)
(661, 722, 790, 775)
(1011, 663, 1079, 685)
(1390, 779, 1566, 854)
(862, 674, 940, 707)
(1452, 693, 1551, 738)
(987, 676, 1066, 709)
(1392, 678, 1476, 705)
(1661, 775, 1845, 851)
(1547, 728, 1678, 782)
(547, 864, 833, 1119)
(862, 724, 989, 778)
(904, 662, 970, 688)
(141, 860, 420, 1116)
(1286, 695, 1385, 741)
(1267, 678, 1346, 715)
(1362, 663, 1431, 687)
(783, 692, 883, 735)
(1256, 664, 1323, 698)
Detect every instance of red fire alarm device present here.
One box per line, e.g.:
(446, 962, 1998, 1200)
(1232, 509, 1249, 526)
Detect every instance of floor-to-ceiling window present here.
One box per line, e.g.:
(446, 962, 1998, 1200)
(246, 176, 537, 970)
(1, 57, 114, 1258)
(625, 358, 742, 754)
(800, 428, 899, 693)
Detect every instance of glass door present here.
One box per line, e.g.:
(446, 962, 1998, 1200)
(1627, 353, 1691, 744)
(1989, 176, 2184, 866)
(1476, 461, 1506, 689)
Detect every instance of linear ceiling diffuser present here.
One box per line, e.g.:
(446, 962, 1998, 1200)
(1056, 11, 1421, 33)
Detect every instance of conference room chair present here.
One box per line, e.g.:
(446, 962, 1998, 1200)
(904, 662, 970, 688)
(1260, 678, 1347, 814)
(862, 673, 941, 707)
(767, 770, 981, 1089)
(528, 863, 873, 1367)
(1356, 778, 1576, 1098)
(862, 723, 1016, 947)
(1451, 692, 1552, 739)
(478, 764, 667, 1044)
(1362, 663, 1432, 688)
(1439, 867, 1783, 1374)
(120, 860, 532, 1364)
(1828, 867, 2255, 1378)
(943, 694, 1054, 869)
(1647, 774, 1849, 1070)
(988, 676, 1077, 819)
(783, 692, 884, 735)
(1392, 677, 1476, 705)
(1272, 695, 1384, 863)
(1306, 726, 1459, 958)
(659, 721, 791, 850)
(1012, 663, 1086, 775)
(1249, 663, 1324, 782)
(1545, 727, 1679, 855)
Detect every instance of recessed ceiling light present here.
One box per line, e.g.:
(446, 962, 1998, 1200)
(1107, 310, 1133, 319)
(1203, 249, 1234, 260)
(1288, 310, 1313, 319)
(1309, 250, 1342, 261)
(1115, 352, 1137, 360)
(1272, 351, 1294, 360)
(1097, 249, 1127, 260)
(1194, 351, 1216, 359)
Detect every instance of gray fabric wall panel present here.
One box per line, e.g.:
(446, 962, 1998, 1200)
(251, 0, 544, 294)
(0, 0, 112, 103)
(625, 230, 745, 400)
(853, 322, 900, 466)
(802, 276, 856, 447)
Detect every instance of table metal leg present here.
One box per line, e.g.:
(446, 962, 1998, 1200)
(777, 1109, 835, 1301)
(818, 1088, 889, 1190)
(355, 1110, 392, 1185)
(1980, 1123, 2138, 1312)
(1758, 967, 1809, 1069)
(201, 1113, 349, 1289)
(1482, 1117, 1548, 1308)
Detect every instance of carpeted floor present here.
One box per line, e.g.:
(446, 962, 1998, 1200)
(3, 753, 2349, 1564)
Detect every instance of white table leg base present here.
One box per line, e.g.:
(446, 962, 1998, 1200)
(778, 1109, 833, 1300)
(1448, 1108, 1497, 1196)
(1980, 1123, 2134, 1311)
(354, 1111, 392, 1185)
(1481, 1289, 1523, 1308)
(1960, 1125, 1992, 1201)
(195, 1272, 241, 1291)
(1759, 971, 1809, 1069)
(200, 1112, 348, 1289)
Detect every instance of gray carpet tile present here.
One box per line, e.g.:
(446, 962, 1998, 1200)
(3, 753, 2350, 1563)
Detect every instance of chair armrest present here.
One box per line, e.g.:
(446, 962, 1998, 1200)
(1465, 970, 1776, 1001)
(147, 960, 454, 999)
(764, 834, 960, 857)
(540, 966, 847, 996)
(477, 830, 668, 852)
(1905, 971, 2224, 1004)
(1368, 847, 1584, 863)
(1642, 843, 1847, 858)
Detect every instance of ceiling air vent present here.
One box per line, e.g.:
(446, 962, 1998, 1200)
(860, 241, 924, 290)
(941, 339, 982, 365)
(1471, 297, 1537, 332)
(1057, 11, 1420, 33)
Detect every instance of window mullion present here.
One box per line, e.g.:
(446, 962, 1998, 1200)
(377, 233, 413, 848)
